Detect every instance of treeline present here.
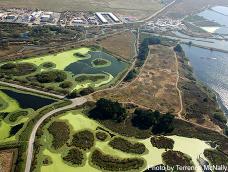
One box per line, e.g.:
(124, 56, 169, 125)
(89, 98, 126, 122)
(136, 37, 161, 67)
(132, 108, 175, 134)
(90, 98, 175, 134)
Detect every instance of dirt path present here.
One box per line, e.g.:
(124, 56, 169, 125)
(174, 51, 183, 117)
(173, 52, 224, 133)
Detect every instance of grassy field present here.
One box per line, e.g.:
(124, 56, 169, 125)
(97, 31, 136, 60)
(93, 45, 180, 114)
(0, 0, 162, 19)
(34, 109, 211, 172)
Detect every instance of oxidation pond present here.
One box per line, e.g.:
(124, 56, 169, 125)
(65, 51, 128, 77)
(1, 89, 56, 110)
(198, 6, 228, 35)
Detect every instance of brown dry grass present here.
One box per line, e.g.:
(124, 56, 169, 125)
(93, 45, 180, 114)
(0, 0, 162, 19)
(158, 0, 228, 19)
(0, 150, 14, 172)
(97, 31, 136, 60)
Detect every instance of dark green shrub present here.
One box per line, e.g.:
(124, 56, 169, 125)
(79, 87, 95, 96)
(62, 148, 84, 166)
(36, 70, 67, 83)
(95, 131, 108, 141)
(109, 137, 146, 154)
(91, 149, 145, 171)
(48, 121, 70, 149)
(71, 130, 94, 150)
(90, 98, 126, 122)
(204, 149, 228, 168)
(150, 136, 174, 149)
(162, 150, 194, 172)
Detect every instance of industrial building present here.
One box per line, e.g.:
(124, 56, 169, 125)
(95, 12, 108, 24)
(95, 12, 120, 24)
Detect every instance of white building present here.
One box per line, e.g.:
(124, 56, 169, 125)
(40, 14, 51, 22)
(108, 12, 120, 22)
(95, 12, 108, 24)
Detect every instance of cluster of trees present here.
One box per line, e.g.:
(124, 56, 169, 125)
(174, 44, 185, 56)
(162, 150, 195, 172)
(124, 69, 138, 82)
(0, 23, 83, 47)
(75, 75, 105, 82)
(150, 136, 174, 150)
(91, 149, 145, 171)
(67, 86, 95, 98)
(137, 37, 161, 67)
(48, 121, 70, 149)
(62, 148, 84, 166)
(213, 112, 227, 124)
(42, 62, 56, 68)
(71, 130, 94, 150)
(90, 98, 126, 122)
(108, 137, 146, 154)
(35, 70, 67, 83)
(204, 149, 228, 166)
(131, 108, 175, 134)
(174, 44, 183, 53)
(0, 62, 37, 76)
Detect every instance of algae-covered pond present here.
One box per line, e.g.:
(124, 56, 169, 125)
(65, 51, 128, 77)
(0, 88, 57, 143)
(1, 89, 56, 110)
(2, 47, 129, 92)
(35, 110, 211, 172)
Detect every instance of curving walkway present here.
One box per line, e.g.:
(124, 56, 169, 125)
(24, 97, 87, 172)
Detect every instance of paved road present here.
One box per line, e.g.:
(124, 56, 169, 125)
(139, 0, 176, 23)
(0, 81, 64, 99)
(24, 97, 87, 172)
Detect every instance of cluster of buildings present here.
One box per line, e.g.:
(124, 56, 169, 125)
(0, 8, 128, 27)
(144, 18, 186, 32)
(0, 9, 60, 26)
